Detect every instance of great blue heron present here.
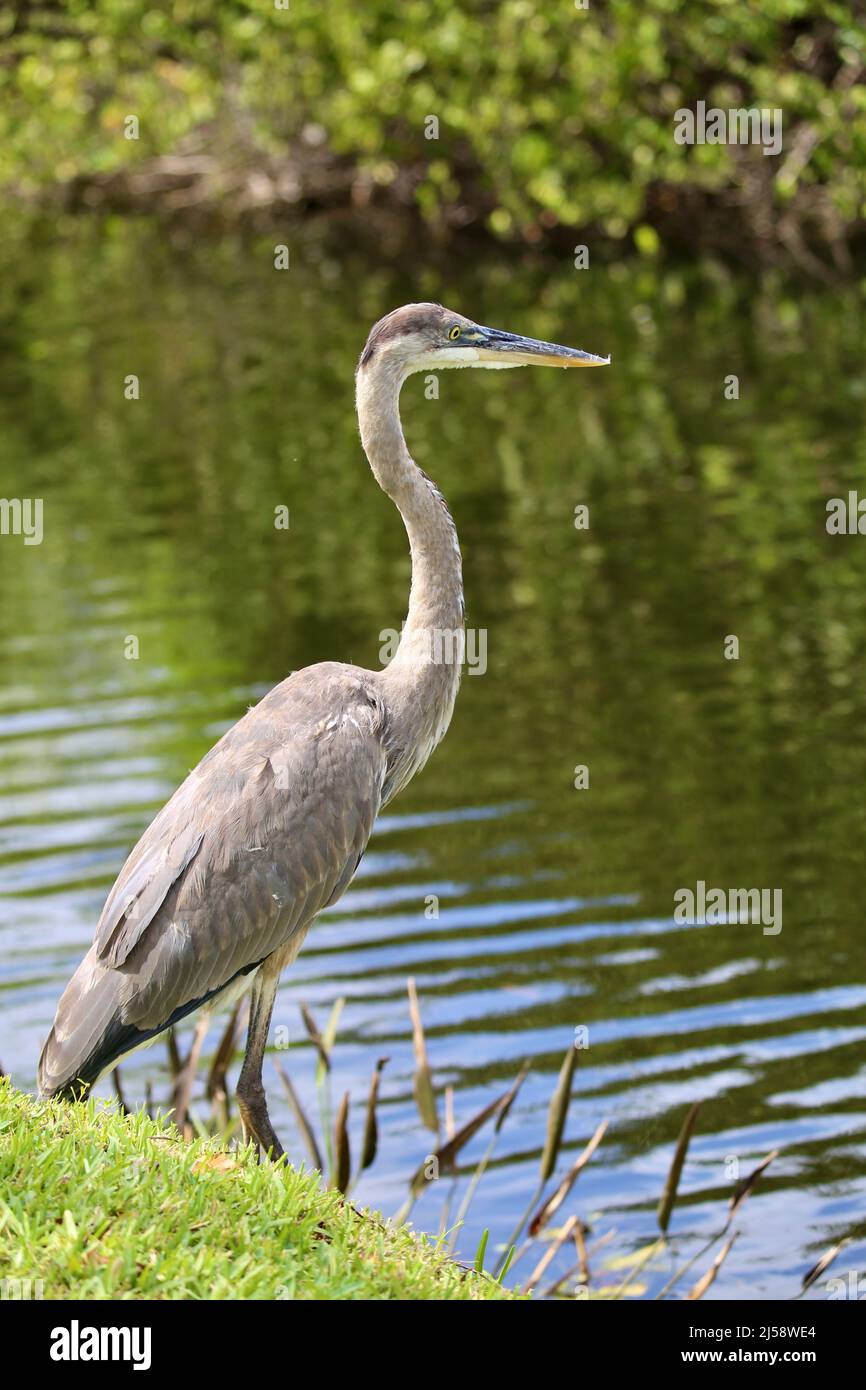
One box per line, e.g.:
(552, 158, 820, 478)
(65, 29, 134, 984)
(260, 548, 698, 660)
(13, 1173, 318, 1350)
(38, 303, 608, 1155)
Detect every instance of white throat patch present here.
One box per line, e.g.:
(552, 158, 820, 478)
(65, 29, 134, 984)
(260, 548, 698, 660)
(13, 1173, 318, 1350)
(407, 348, 528, 374)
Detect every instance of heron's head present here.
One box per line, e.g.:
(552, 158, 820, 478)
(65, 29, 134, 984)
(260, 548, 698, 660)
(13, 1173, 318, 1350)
(358, 302, 610, 379)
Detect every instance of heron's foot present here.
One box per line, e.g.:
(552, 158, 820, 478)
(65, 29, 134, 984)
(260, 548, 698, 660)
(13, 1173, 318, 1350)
(237, 1082, 285, 1162)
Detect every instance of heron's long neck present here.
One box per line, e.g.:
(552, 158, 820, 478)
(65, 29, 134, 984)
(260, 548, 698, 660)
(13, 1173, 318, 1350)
(356, 361, 464, 777)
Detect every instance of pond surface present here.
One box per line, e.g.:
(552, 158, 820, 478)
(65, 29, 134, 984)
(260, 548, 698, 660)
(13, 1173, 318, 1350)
(1, 218, 865, 1298)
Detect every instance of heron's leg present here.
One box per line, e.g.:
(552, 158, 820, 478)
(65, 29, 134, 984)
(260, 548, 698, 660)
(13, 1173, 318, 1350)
(236, 964, 284, 1161)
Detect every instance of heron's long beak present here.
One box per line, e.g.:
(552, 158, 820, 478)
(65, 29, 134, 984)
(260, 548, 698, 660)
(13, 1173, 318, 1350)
(474, 326, 610, 369)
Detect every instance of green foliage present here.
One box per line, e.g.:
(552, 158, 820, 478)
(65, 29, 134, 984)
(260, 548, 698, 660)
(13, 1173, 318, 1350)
(0, 1079, 516, 1299)
(0, 2, 864, 248)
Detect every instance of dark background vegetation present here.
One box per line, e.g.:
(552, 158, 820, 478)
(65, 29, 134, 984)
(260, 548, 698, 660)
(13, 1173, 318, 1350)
(2, 0, 865, 274)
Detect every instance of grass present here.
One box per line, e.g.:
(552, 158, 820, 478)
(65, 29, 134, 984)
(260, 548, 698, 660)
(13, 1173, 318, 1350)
(0, 1078, 516, 1301)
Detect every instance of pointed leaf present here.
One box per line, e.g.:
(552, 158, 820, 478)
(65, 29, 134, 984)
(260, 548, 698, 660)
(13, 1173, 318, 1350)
(657, 1101, 702, 1233)
(360, 1057, 388, 1172)
(408, 978, 439, 1135)
(539, 1045, 578, 1182)
(332, 1091, 351, 1194)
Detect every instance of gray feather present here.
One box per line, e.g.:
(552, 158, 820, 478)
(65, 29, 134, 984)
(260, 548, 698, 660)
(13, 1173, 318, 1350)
(95, 829, 205, 968)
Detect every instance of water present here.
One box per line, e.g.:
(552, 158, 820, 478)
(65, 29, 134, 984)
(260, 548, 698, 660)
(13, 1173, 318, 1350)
(1, 217, 865, 1298)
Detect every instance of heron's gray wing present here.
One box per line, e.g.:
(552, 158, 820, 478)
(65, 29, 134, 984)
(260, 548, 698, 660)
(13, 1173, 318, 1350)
(38, 664, 388, 1094)
(94, 826, 206, 969)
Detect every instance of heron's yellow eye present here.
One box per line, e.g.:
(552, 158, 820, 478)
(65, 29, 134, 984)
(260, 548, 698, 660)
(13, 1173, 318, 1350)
(448, 325, 461, 340)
